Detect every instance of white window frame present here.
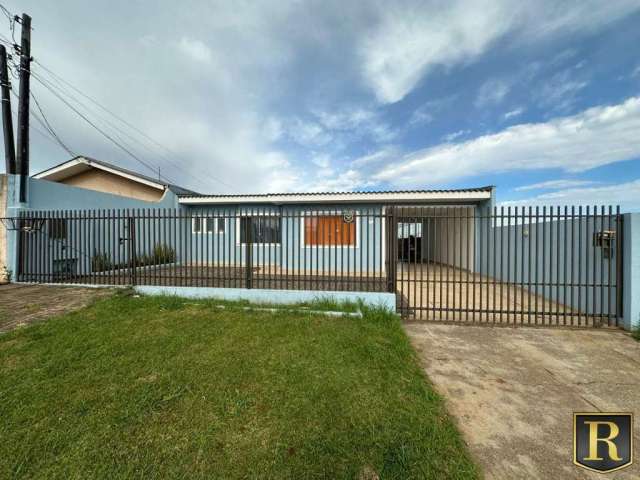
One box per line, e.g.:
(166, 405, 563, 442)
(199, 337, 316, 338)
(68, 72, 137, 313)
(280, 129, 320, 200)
(192, 216, 226, 234)
(235, 214, 282, 246)
(299, 210, 361, 249)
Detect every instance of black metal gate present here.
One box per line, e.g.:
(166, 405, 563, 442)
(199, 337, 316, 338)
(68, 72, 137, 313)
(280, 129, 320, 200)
(390, 205, 623, 327)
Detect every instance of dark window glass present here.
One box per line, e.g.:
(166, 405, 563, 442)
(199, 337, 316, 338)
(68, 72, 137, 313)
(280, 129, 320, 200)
(240, 216, 281, 244)
(216, 218, 225, 234)
(192, 217, 202, 233)
(49, 219, 67, 240)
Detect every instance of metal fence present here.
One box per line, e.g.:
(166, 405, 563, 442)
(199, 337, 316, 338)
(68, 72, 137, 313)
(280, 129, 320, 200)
(14, 208, 389, 293)
(390, 205, 623, 327)
(8, 204, 625, 327)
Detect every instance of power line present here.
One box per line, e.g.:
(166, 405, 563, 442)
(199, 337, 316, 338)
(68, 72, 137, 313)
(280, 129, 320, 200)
(31, 70, 174, 176)
(32, 59, 236, 191)
(31, 72, 180, 184)
(11, 108, 66, 150)
(10, 89, 75, 156)
(31, 67, 205, 188)
(0, 5, 234, 192)
(29, 91, 75, 156)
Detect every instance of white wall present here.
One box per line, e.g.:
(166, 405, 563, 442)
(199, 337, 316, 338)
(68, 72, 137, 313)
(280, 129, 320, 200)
(428, 206, 475, 270)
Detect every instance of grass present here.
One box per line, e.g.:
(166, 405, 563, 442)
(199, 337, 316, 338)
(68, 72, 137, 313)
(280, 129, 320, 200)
(0, 293, 479, 479)
(632, 327, 640, 341)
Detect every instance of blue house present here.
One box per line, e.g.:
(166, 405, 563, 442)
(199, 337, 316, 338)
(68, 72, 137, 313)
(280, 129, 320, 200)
(2, 156, 637, 331)
(2, 157, 494, 284)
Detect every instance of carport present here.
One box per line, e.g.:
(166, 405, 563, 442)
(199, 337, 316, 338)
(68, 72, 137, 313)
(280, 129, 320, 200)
(391, 204, 623, 328)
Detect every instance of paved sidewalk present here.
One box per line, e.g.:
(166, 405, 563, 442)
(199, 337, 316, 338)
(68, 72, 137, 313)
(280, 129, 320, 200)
(404, 323, 640, 479)
(0, 284, 114, 332)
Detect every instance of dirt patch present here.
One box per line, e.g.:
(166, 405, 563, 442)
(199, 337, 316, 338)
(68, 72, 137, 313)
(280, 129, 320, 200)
(404, 323, 640, 479)
(0, 284, 115, 332)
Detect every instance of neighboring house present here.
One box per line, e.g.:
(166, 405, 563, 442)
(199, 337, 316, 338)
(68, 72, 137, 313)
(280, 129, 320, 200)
(33, 156, 198, 202)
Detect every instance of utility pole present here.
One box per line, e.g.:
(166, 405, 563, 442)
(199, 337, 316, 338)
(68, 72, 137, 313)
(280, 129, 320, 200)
(0, 44, 16, 174)
(15, 13, 31, 203)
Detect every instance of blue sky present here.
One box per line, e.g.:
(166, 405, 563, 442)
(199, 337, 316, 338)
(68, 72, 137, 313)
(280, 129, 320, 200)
(4, 1, 640, 209)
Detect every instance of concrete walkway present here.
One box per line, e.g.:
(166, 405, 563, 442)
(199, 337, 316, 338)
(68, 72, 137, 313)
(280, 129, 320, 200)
(404, 323, 640, 479)
(0, 284, 114, 332)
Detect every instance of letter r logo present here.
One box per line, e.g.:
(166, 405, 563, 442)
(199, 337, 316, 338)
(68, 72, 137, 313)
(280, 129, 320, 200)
(574, 413, 633, 473)
(583, 421, 621, 461)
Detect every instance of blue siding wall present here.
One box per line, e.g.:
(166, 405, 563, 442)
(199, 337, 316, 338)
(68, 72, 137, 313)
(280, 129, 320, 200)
(8, 176, 182, 277)
(185, 205, 386, 273)
(479, 215, 620, 316)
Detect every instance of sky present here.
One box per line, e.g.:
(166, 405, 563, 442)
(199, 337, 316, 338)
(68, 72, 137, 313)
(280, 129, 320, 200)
(2, 1, 640, 210)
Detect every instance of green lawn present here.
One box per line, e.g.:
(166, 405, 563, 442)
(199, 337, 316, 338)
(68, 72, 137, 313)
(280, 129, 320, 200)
(0, 293, 479, 479)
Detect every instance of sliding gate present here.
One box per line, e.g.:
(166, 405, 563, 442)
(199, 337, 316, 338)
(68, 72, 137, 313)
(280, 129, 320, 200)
(389, 205, 623, 327)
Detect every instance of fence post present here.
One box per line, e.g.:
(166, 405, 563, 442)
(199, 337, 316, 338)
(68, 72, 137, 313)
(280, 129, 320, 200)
(621, 212, 639, 331)
(244, 219, 252, 289)
(128, 216, 137, 286)
(386, 206, 397, 293)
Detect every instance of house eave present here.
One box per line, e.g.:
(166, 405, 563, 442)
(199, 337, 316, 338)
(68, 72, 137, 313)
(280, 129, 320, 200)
(33, 157, 167, 191)
(178, 190, 493, 205)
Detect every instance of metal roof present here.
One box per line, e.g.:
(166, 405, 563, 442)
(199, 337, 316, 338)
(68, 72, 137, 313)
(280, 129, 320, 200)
(178, 187, 494, 205)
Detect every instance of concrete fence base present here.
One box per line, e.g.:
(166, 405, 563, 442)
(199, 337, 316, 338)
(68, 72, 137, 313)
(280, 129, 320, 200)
(134, 285, 397, 312)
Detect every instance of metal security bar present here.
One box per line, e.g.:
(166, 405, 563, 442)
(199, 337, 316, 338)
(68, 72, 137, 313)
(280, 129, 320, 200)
(14, 208, 388, 293)
(392, 205, 623, 327)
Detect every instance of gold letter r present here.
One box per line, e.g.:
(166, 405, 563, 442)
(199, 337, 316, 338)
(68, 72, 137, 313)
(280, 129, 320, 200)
(583, 421, 622, 461)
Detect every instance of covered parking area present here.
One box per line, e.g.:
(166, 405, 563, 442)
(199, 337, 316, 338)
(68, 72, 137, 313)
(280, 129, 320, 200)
(392, 202, 623, 328)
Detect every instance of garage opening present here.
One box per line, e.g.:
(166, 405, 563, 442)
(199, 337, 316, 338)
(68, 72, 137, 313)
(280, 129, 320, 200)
(390, 205, 623, 327)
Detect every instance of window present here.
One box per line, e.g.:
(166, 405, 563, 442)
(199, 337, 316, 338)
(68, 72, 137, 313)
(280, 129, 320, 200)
(239, 216, 281, 244)
(304, 215, 356, 247)
(48, 219, 67, 240)
(192, 217, 225, 234)
(215, 218, 225, 234)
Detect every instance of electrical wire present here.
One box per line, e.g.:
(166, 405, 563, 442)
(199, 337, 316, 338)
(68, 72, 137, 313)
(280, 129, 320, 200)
(32, 59, 236, 191)
(12, 109, 67, 151)
(10, 89, 75, 156)
(29, 91, 75, 156)
(31, 72, 180, 184)
(31, 68, 201, 188)
(0, 4, 234, 192)
(30, 70, 177, 181)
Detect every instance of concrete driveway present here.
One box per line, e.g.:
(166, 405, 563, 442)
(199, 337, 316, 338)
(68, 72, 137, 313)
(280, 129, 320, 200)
(404, 323, 640, 479)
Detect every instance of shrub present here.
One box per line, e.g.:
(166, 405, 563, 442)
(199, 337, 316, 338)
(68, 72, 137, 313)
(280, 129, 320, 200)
(91, 252, 112, 272)
(151, 243, 176, 264)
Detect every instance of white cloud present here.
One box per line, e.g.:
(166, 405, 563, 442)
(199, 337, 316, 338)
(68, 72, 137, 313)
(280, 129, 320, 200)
(504, 107, 524, 120)
(535, 69, 589, 112)
(177, 37, 213, 63)
(286, 119, 332, 147)
(371, 96, 640, 186)
(311, 154, 331, 169)
(359, 1, 514, 103)
(504, 179, 640, 212)
(475, 78, 511, 108)
(18, 0, 640, 196)
(304, 169, 375, 193)
(311, 107, 398, 144)
(358, 1, 639, 104)
(263, 117, 284, 142)
(409, 95, 458, 126)
(514, 179, 598, 191)
(351, 146, 401, 168)
(409, 109, 433, 125)
(442, 130, 469, 142)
